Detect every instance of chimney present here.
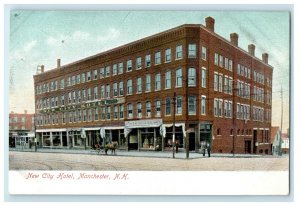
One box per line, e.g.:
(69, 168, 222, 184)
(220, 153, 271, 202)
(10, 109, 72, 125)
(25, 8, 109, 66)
(205, 16, 215, 32)
(57, 58, 61, 69)
(41, 65, 44, 73)
(262, 53, 269, 64)
(248, 44, 255, 56)
(230, 33, 239, 46)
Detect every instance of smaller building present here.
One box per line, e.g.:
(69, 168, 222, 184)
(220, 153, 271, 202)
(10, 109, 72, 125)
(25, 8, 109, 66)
(271, 126, 281, 155)
(281, 133, 289, 154)
(9, 110, 35, 149)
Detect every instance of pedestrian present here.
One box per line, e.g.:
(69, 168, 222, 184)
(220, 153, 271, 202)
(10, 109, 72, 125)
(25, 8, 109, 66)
(175, 140, 179, 153)
(207, 143, 211, 157)
(201, 143, 206, 156)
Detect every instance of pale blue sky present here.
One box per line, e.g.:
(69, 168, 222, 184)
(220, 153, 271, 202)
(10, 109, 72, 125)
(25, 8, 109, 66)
(9, 11, 290, 131)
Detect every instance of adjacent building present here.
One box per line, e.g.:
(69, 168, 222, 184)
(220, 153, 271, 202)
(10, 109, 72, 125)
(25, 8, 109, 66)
(9, 110, 35, 148)
(33, 16, 273, 154)
(271, 126, 282, 155)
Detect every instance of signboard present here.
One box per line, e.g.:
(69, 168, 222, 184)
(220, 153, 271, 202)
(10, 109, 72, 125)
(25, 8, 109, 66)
(39, 97, 125, 114)
(125, 119, 163, 128)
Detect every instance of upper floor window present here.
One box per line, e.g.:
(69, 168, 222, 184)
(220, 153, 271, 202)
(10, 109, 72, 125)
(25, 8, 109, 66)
(145, 54, 151, 68)
(219, 55, 223, 68)
(176, 68, 183, 87)
(127, 60, 132, 72)
(127, 103, 133, 119)
(155, 51, 161, 65)
(201, 95, 206, 115)
(146, 101, 151, 117)
(113, 83, 118, 97)
(100, 85, 105, 99)
(229, 60, 233, 71)
(106, 84, 110, 99)
(188, 96, 196, 115)
(188, 44, 196, 58)
(155, 73, 161, 91)
(93, 69, 98, 80)
(176, 96, 182, 115)
(188, 68, 196, 86)
(137, 77, 142, 94)
(100, 68, 105, 78)
(105, 66, 110, 77)
(165, 71, 171, 89)
(137, 102, 142, 118)
(60, 79, 64, 89)
(224, 58, 228, 69)
(165, 97, 171, 116)
(76, 74, 81, 84)
(165, 48, 171, 62)
(136, 57, 142, 70)
(201, 46, 207, 60)
(201, 67, 206, 88)
(214, 53, 219, 66)
(145, 74, 151, 92)
(119, 81, 124, 96)
(176, 45, 183, 59)
(118, 62, 124, 74)
(113, 64, 118, 75)
(156, 100, 161, 117)
(127, 79, 132, 95)
(87, 71, 91, 81)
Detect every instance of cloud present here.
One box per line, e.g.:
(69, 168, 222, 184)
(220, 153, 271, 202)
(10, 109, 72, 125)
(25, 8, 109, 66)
(23, 40, 37, 52)
(97, 28, 120, 42)
(46, 30, 91, 46)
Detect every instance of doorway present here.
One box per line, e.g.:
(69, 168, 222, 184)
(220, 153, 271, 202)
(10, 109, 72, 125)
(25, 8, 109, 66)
(245, 140, 251, 154)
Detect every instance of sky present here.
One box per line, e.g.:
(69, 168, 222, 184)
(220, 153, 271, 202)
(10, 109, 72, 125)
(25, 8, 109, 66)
(8, 10, 290, 131)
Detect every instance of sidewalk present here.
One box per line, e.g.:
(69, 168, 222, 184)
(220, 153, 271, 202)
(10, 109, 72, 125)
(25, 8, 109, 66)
(8, 147, 271, 159)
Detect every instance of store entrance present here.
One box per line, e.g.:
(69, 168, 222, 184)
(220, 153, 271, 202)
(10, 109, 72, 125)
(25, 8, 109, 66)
(245, 140, 251, 154)
(200, 124, 212, 150)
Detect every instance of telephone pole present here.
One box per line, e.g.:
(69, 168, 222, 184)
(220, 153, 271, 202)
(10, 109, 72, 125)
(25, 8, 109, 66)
(279, 86, 283, 155)
(172, 92, 176, 158)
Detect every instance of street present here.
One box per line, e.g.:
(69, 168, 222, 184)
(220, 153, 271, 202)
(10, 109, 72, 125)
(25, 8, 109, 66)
(9, 151, 289, 171)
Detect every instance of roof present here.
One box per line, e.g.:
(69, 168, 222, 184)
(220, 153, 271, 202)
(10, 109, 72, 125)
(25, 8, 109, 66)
(270, 126, 280, 142)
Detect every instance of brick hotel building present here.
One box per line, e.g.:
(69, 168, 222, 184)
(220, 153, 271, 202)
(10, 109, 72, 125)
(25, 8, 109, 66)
(33, 16, 273, 154)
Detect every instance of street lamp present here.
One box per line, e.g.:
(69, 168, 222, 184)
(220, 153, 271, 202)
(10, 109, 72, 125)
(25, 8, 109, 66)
(34, 114, 37, 152)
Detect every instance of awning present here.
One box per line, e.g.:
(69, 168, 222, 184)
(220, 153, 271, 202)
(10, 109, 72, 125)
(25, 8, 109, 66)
(36, 128, 67, 132)
(163, 123, 186, 137)
(124, 119, 163, 137)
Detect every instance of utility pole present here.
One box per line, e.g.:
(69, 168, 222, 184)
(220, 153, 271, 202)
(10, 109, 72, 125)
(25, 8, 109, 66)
(279, 86, 283, 156)
(172, 92, 176, 158)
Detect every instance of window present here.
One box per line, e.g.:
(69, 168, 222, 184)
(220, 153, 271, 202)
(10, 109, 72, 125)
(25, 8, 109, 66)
(95, 108, 99, 121)
(100, 68, 105, 78)
(60, 79, 64, 89)
(106, 84, 110, 99)
(119, 81, 124, 96)
(224, 100, 228, 117)
(105, 66, 110, 77)
(137, 102, 142, 118)
(237, 64, 241, 75)
(68, 92, 72, 104)
(218, 74, 223, 92)
(229, 60, 233, 71)
(146, 74, 151, 92)
(62, 112, 66, 124)
(201, 67, 206, 88)
(113, 83, 118, 97)
(188, 68, 196, 86)
(228, 101, 232, 118)
(248, 68, 251, 79)
(76, 75, 81, 84)
(165, 71, 171, 89)
(155, 51, 161, 65)
(165, 48, 171, 62)
(214, 98, 218, 117)
(127, 79, 132, 95)
(176, 68, 182, 87)
(100, 85, 105, 99)
(83, 110, 87, 122)
(201, 46, 207, 60)
(156, 100, 161, 117)
(94, 86, 98, 100)
(113, 64, 118, 75)
(67, 77, 71, 87)
(136, 57, 142, 69)
(127, 60, 132, 72)
(201, 95, 206, 115)
(218, 99, 223, 117)
(176, 45, 183, 59)
(87, 71, 91, 81)
(87, 88, 91, 100)
(137, 77, 142, 93)
(119, 105, 124, 119)
(127, 103, 133, 119)
(145, 54, 151, 67)
(72, 91, 76, 103)
(101, 107, 105, 120)
(214, 72, 218, 91)
(214, 53, 218, 66)
(188, 44, 196, 58)
(88, 109, 92, 122)
(224, 58, 228, 69)
(81, 73, 86, 83)
(224, 76, 229, 93)
(188, 96, 196, 115)
(176, 96, 182, 115)
(146, 101, 151, 117)
(94, 69, 98, 80)
(155, 73, 161, 91)
(61, 95, 65, 106)
(106, 106, 111, 120)
(165, 98, 171, 116)
(219, 55, 223, 68)
(229, 77, 233, 94)
(118, 62, 123, 74)
(114, 105, 118, 119)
